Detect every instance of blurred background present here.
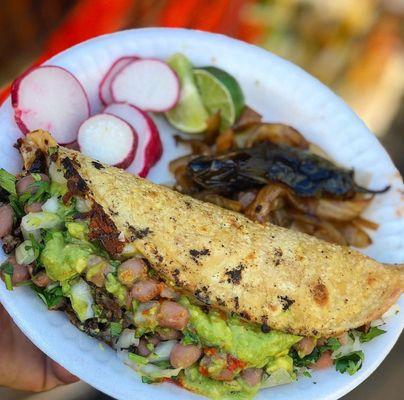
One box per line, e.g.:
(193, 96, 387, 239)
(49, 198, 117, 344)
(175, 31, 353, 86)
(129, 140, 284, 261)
(0, 0, 403, 399)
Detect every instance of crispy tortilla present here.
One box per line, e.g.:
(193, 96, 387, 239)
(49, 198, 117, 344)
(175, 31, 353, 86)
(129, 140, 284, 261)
(22, 131, 404, 336)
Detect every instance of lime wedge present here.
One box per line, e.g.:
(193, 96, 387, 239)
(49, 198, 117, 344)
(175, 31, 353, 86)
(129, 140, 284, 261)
(165, 54, 209, 134)
(194, 66, 245, 130)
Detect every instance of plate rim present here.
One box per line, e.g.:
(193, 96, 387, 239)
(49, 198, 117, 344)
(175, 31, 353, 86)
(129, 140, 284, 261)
(0, 27, 403, 400)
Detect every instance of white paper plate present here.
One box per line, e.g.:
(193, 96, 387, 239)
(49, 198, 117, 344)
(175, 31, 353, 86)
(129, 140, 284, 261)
(0, 28, 403, 400)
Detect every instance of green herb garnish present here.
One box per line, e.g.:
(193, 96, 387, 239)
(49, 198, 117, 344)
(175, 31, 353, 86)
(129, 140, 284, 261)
(19, 180, 50, 205)
(182, 329, 201, 346)
(359, 327, 386, 343)
(320, 337, 341, 352)
(110, 322, 123, 337)
(32, 285, 64, 308)
(141, 376, 154, 384)
(335, 351, 364, 375)
(8, 194, 24, 220)
(290, 347, 321, 367)
(0, 262, 14, 291)
(0, 168, 17, 195)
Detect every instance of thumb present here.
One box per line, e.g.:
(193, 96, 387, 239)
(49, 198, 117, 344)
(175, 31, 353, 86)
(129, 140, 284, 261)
(48, 359, 79, 385)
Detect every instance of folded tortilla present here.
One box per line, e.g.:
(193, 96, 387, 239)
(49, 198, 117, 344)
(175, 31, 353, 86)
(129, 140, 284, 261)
(21, 131, 404, 337)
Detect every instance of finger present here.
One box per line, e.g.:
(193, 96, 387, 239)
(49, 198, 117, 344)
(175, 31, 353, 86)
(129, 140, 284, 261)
(48, 359, 79, 385)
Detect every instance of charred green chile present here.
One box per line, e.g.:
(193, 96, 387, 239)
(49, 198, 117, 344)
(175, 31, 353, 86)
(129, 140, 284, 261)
(187, 143, 389, 198)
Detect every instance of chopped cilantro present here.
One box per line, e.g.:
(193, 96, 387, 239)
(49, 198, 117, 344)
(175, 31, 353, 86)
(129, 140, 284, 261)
(0, 169, 17, 195)
(141, 376, 154, 384)
(8, 194, 24, 219)
(19, 180, 50, 205)
(0, 261, 14, 291)
(335, 351, 364, 375)
(27, 234, 45, 259)
(290, 347, 321, 367)
(303, 370, 312, 378)
(0, 261, 14, 275)
(32, 285, 64, 309)
(359, 327, 386, 343)
(182, 329, 200, 346)
(110, 322, 123, 337)
(320, 337, 341, 352)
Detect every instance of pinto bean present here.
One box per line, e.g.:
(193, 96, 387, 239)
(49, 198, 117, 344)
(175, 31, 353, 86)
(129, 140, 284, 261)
(215, 368, 235, 381)
(241, 368, 263, 387)
(294, 337, 316, 357)
(160, 284, 180, 300)
(1, 256, 30, 284)
(147, 334, 161, 346)
(311, 351, 333, 370)
(31, 272, 51, 288)
(0, 205, 14, 238)
(170, 343, 201, 368)
(24, 202, 44, 213)
(158, 300, 189, 330)
(137, 338, 152, 357)
(157, 328, 182, 341)
(16, 174, 49, 196)
(130, 280, 161, 302)
(117, 258, 147, 287)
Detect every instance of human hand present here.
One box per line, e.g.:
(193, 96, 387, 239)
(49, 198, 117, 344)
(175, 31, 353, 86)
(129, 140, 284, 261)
(0, 303, 79, 392)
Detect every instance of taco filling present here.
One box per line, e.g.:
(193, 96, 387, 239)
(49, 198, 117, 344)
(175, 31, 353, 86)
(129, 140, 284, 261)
(0, 131, 401, 400)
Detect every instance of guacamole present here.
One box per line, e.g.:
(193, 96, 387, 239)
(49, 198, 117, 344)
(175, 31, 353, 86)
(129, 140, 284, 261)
(180, 297, 300, 367)
(41, 232, 93, 282)
(180, 367, 258, 400)
(105, 273, 128, 306)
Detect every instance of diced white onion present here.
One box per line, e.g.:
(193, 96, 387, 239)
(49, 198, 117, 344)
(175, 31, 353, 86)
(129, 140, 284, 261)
(42, 196, 60, 213)
(69, 279, 94, 321)
(49, 162, 67, 184)
(114, 329, 140, 349)
(15, 240, 36, 265)
(148, 340, 178, 363)
(21, 212, 62, 239)
(75, 196, 92, 213)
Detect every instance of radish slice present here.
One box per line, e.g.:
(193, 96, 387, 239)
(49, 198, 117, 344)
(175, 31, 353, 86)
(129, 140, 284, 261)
(77, 114, 137, 169)
(104, 103, 163, 177)
(111, 59, 180, 112)
(11, 66, 90, 144)
(99, 56, 138, 105)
